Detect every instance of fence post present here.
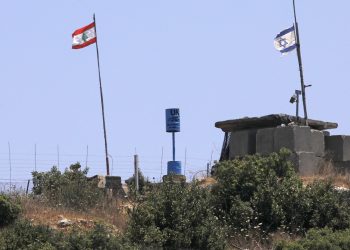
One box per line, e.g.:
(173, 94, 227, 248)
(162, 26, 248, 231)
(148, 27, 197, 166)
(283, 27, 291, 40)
(134, 154, 139, 195)
(26, 180, 30, 196)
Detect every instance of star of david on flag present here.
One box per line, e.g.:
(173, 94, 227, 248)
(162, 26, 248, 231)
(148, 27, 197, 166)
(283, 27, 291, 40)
(274, 26, 296, 55)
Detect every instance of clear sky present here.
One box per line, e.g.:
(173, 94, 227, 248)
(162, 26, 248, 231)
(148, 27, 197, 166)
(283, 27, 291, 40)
(1, 1, 349, 185)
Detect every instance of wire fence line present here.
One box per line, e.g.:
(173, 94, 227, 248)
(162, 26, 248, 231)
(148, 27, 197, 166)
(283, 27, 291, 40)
(0, 151, 215, 186)
(0, 180, 31, 193)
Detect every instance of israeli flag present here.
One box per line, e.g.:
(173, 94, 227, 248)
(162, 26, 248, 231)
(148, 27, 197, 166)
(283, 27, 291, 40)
(274, 26, 296, 55)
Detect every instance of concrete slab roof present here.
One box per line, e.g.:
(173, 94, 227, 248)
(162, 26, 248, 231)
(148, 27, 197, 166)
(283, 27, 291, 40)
(215, 114, 338, 132)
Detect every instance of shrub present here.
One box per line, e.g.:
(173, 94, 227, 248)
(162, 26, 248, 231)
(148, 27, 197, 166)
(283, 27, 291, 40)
(0, 194, 21, 227)
(275, 228, 350, 250)
(302, 181, 350, 230)
(211, 149, 301, 232)
(0, 220, 130, 250)
(0, 220, 63, 250)
(32, 163, 104, 210)
(211, 149, 350, 233)
(125, 180, 227, 249)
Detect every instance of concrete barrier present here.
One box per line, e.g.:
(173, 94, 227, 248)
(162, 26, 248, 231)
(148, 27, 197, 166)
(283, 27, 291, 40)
(229, 129, 257, 158)
(274, 126, 312, 152)
(289, 152, 323, 176)
(311, 129, 325, 157)
(325, 135, 350, 161)
(256, 127, 275, 155)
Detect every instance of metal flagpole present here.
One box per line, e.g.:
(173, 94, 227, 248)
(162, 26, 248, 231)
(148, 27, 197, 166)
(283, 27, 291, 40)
(293, 0, 309, 126)
(93, 14, 110, 176)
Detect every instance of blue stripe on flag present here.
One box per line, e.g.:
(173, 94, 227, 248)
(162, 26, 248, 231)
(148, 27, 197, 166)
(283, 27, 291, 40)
(281, 44, 296, 54)
(275, 26, 295, 39)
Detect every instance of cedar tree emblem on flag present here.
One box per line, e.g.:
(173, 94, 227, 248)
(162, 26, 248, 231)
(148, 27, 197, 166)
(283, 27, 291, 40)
(72, 22, 96, 49)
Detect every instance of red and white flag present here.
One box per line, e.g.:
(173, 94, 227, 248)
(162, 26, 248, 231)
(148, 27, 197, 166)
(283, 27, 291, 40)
(72, 22, 96, 49)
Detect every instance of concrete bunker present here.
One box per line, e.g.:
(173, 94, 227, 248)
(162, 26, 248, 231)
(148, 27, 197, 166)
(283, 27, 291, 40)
(215, 114, 350, 176)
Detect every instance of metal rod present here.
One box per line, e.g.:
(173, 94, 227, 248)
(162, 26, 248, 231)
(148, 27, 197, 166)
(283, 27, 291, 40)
(93, 14, 110, 175)
(85, 145, 89, 168)
(134, 154, 139, 194)
(184, 148, 187, 177)
(26, 180, 30, 196)
(34, 144, 37, 171)
(172, 132, 175, 161)
(296, 92, 299, 122)
(57, 145, 60, 169)
(8, 142, 12, 192)
(293, 0, 309, 125)
(160, 147, 164, 179)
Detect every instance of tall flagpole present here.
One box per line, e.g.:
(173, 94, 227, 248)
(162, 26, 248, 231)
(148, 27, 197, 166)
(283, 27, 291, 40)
(293, 0, 309, 126)
(93, 14, 110, 176)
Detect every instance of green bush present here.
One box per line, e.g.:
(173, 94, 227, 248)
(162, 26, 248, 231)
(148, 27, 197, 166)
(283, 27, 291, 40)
(32, 163, 104, 210)
(211, 149, 350, 233)
(0, 220, 130, 250)
(212, 149, 301, 232)
(125, 180, 227, 249)
(302, 181, 350, 230)
(0, 194, 21, 227)
(275, 228, 350, 250)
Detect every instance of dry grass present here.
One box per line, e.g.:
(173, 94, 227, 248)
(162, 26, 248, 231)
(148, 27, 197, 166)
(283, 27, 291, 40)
(20, 196, 130, 233)
(227, 230, 301, 250)
(301, 160, 350, 189)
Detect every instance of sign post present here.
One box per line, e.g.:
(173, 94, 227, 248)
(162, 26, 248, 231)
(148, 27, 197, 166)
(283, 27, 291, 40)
(165, 109, 182, 175)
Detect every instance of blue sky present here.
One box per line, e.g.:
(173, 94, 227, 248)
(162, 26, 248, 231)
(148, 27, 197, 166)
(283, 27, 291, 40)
(0, 1, 349, 184)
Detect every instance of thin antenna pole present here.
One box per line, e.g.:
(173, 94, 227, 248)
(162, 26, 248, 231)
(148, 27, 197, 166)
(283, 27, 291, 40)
(57, 145, 60, 169)
(85, 145, 89, 168)
(184, 148, 187, 177)
(134, 154, 139, 195)
(8, 142, 12, 192)
(93, 14, 110, 175)
(34, 144, 37, 171)
(160, 147, 164, 179)
(293, 0, 308, 125)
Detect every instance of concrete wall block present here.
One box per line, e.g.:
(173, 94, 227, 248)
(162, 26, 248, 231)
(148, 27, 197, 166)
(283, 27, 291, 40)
(105, 176, 122, 189)
(325, 135, 350, 161)
(274, 126, 312, 153)
(256, 127, 275, 155)
(311, 129, 325, 157)
(229, 129, 257, 158)
(333, 161, 350, 174)
(289, 152, 322, 176)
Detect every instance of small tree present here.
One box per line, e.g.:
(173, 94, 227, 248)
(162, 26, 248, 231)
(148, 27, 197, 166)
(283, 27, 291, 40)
(32, 163, 104, 210)
(0, 194, 21, 227)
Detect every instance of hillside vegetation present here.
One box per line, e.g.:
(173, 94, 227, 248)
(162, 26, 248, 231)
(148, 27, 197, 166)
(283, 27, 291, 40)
(1, 149, 350, 249)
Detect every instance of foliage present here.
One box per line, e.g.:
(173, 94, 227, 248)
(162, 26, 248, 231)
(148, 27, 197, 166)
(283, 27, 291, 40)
(0, 194, 21, 227)
(32, 163, 104, 210)
(125, 169, 151, 196)
(212, 149, 301, 232)
(0, 220, 131, 250)
(275, 228, 350, 250)
(125, 180, 227, 249)
(302, 180, 350, 230)
(211, 149, 350, 233)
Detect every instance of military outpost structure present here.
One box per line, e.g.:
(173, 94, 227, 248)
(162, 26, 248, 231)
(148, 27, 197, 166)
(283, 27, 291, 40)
(216, 114, 350, 176)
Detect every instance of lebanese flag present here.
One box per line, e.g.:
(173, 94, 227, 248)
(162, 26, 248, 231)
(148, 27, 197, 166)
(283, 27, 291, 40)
(72, 22, 96, 49)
